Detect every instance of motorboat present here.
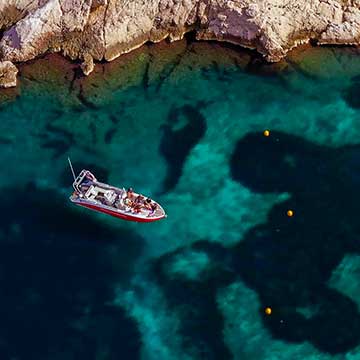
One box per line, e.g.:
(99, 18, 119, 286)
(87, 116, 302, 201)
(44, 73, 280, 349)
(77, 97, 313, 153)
(68, 158, 167, 222)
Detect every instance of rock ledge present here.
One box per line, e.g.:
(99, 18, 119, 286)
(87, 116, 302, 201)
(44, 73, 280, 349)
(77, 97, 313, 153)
(0, 0, 360, 84)
(0, 61, 18, 88)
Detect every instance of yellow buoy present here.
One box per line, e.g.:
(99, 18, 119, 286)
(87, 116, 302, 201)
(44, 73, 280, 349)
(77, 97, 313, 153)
(263, 130, 270, 137)
(265, 307, 272, 315)
(287, 210, 294, 217)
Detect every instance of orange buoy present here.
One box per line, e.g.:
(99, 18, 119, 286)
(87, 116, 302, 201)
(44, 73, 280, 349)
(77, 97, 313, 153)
(263, 130, 270, 137)
(287, 210, 294, 217)
(265, 307, 272, 315)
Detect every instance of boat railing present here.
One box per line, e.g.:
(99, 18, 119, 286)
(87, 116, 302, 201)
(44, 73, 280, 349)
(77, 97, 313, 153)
(72, 169, 96, 193)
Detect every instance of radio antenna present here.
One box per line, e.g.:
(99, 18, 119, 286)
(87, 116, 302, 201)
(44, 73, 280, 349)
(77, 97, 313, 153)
(68, 157, 76, 181)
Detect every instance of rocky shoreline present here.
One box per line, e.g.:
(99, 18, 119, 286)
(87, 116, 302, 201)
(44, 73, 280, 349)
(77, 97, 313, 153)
(1, 0, 360, 88)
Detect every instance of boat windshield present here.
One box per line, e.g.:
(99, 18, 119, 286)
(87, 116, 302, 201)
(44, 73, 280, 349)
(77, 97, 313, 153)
(73, 170, 96, 192)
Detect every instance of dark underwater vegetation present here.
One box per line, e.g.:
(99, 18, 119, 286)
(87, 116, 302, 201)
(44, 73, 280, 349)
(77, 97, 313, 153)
(0, 184, 143, 359)
(1, 40, 360, 359)
(159, 103, 207, 193)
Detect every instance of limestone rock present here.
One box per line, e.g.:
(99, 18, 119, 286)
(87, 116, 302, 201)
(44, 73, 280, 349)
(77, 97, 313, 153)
(0, 0, 360, 81)
(0, 0, 47, 31)
(0, 61, 18, 88)
(81, 53, 94, 75)
(1, 0, 62, 62)
(61, 0, 107, 61)
(319, 6, 360, 45)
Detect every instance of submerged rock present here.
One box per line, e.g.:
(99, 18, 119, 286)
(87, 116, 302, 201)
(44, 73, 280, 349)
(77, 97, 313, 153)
(1, 0, 360, 80)
(0, 61, 18, 88)
(81, 53, 94, 75)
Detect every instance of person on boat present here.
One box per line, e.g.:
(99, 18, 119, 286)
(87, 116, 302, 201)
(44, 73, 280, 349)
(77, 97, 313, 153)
(132, 203, 142, 214)
(124, 197, 133, 207)
(150, 202, 157, 213)
(127, 187, 135, 200)
(143, 198, 153, 210)
(144, 198, 157, 215)
(135, 194, 144, 204)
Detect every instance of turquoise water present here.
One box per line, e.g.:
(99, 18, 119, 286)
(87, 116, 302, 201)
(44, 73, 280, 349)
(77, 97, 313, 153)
(1, 41, 360, 359)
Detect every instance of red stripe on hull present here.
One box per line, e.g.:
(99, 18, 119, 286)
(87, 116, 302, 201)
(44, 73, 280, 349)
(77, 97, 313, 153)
(77, 202, 164, 222)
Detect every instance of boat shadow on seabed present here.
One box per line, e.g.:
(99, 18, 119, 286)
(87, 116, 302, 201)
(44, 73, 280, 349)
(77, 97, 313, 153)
(0, 183, 144, 359)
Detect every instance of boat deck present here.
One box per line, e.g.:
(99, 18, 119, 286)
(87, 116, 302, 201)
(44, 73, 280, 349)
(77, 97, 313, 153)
(72, 179, 165, 219)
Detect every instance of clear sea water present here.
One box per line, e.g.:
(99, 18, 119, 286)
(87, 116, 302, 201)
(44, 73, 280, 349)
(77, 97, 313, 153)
(1, 39, 360, 359)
